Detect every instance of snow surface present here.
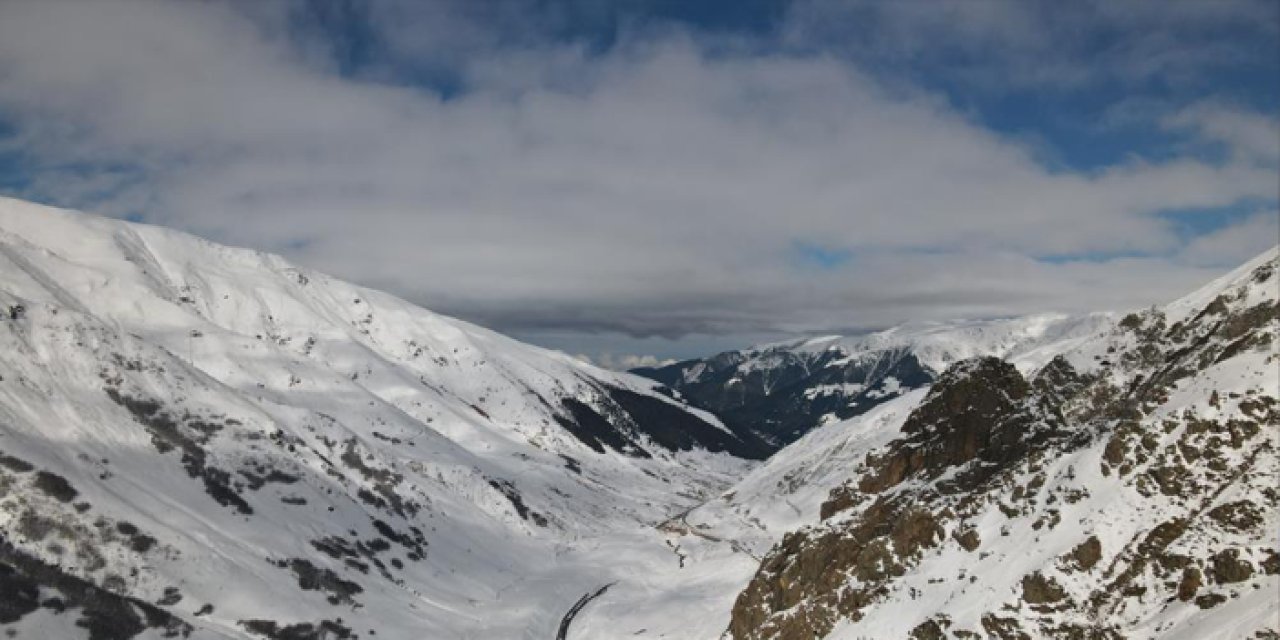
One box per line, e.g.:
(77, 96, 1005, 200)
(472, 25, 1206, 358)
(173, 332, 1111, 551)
(764, 311, 1117, 377)
(0, 197, 754, 639)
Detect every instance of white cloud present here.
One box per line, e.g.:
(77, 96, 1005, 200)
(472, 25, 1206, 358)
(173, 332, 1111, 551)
(0, 0, 1274, 343)
(1165, 102, 1280, 165)
(1178, 211, 1280, 267)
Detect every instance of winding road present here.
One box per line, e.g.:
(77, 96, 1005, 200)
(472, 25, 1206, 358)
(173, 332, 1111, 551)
(555, 582, 616, 640)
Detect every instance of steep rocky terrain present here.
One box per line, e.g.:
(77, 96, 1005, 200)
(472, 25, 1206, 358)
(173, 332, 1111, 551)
(634, 314, 1111, 448)
(726, 249, 1279, 639)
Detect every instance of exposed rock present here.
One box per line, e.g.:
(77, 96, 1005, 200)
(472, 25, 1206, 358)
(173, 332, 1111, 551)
(1210, 548, 1254, 584)
(104, 389, 252, 515)
(0, 452, 35, 473)
(1207, 501, 1264, 533)
(1195, 593, 1227, 609)
(487, 478, 549, 527)
(1064, 536, 1102, 572)
(1031, 356, 1092, 407)
(819, 483, 861, 520)
(32, 470, 78, 503)
(890, 508, 944, 556)
(1262, 550, 1280, 575)
(240, 619, 354, 640)
(1177, 567, 1202, 601)
(858, 358, 1058, 495)
(728, 496, 944, 640)
(285, 558, 363, 605)
(910, 617, 950, 640)
(0, 560, 40, 623)
(0, 537, 191, 638)
(981, 613, 1031, 640)
(952, 527, 981, 552)
(1021, 571, 1068, 605)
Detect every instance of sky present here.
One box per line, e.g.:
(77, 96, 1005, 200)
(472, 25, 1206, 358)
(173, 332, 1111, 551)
(0, 0, 1277, 367)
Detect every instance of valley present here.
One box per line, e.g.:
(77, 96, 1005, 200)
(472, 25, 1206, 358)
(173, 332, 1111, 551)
(0, 196, 1275, 639)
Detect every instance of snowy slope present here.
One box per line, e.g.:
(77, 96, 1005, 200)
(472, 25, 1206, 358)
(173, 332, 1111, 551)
(726, 247, 1279, 639)
(769, 312, 1116, 374)
(0, 196, 764, 639)
(671, 316, 1119, 559)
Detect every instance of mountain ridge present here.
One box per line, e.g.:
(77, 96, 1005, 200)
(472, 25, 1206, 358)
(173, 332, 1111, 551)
(0, 195, 1273, 639)
(0, 196, 762, 638)
(724, 245, 1278, 639)
(633, 311, 1114, 449)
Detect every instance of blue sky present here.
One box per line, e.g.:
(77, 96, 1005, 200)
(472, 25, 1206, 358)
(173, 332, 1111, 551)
(0, 0, 1276, 365)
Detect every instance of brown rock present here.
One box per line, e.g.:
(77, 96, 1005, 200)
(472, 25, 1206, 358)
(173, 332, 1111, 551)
(1195, 593, 1227, 609)
(1021, 571, 1068, 605)
(890, 508, 944, 557)
(1211, 548, 1253, 584)
(910, 618, 949, 640)
(858, 357, 1051, 495)
(1262, 550, 1279, 575)
(820, 484, 859, 520)
(1066, 536, 1102, 571)
(953, 527, 981, 552)
(1206, 500, 1264, 533)
(1176, 566, 1202, 601)
(981, 614, 1031, 640)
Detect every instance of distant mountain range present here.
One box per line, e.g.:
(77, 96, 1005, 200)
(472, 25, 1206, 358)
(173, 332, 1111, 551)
(633, 312, 1113, 448)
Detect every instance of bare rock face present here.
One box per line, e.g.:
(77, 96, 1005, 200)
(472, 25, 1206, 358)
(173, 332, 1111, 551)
(728, 496, 945, 640)
(1211, 548, 1254, 584)
(1021, 572, 1068, 606)
(855, 357, 1061, 497)
(1031, 355, 1094, 407)
(1063, 536, 1102, 572)
(734, 357, 1061, 639)
(1177, 567, 1203, 601)
(952, 527, 981, 552)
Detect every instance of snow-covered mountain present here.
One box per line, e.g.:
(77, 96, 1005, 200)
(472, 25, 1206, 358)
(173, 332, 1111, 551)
(0, 194, 1274, 640)
(724, 248, 1279, 639)
(634, 313, 1113, 448)
(0, 196, 766, 639)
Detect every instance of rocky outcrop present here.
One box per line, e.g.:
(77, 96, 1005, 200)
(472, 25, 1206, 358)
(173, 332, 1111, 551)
(733, 356, 1061, 639)
(728, 496, 944, 640)
(728, 252, 1280, 639)
(855, 357, 1063, 496)
(0, 537, 191, 639)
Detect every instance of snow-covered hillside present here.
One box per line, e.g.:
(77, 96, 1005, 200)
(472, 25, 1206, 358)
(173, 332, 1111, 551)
(725, 248, 1279, 639)
(0, 195, 1274, 640)
(634, 312, 1112, 447)
(0, 196, 765, 639)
